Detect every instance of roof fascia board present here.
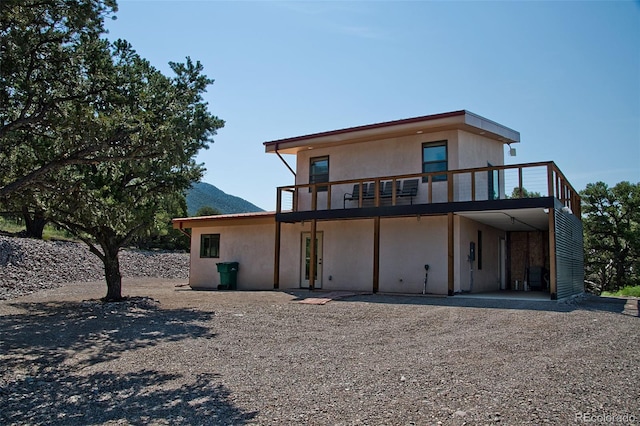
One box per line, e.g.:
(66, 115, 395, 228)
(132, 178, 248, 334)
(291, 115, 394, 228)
(464, 111, 520, 143)
(264, 110, 519, 154)
(172, 212, 276, 229)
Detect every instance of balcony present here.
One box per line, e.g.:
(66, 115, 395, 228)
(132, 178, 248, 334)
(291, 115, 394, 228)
(275, 161, 581, 226)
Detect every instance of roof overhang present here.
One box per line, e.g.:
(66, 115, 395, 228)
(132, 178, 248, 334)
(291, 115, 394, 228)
(457, 208, 550, 232)
(264, 110, 520, 154)
(172, 211, 276, 229)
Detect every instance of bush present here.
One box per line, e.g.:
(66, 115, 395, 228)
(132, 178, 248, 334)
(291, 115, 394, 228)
(602, 285, 640, 298)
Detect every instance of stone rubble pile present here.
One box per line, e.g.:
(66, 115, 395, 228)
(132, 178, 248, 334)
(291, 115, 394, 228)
(0, 235, 189, 300)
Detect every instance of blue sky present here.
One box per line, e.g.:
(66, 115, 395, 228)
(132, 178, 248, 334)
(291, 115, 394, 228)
(106, 1, 639, 211)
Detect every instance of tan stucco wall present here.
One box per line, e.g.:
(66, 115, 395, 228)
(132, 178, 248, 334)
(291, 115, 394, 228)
(295, 130, 457, 210)
(294, 130, 507, 210)
(189, 223, 275, 290)
(186, 214, 502, 295)
(379, 216, 448, 294)
(455, 216, 505, 293)
(282, 220, 374, 291)
(279, 216, 448, 294)
(454, 131, 505, 169)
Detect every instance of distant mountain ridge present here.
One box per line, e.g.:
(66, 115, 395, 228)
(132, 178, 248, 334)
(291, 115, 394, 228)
(186, 182, 264, 216)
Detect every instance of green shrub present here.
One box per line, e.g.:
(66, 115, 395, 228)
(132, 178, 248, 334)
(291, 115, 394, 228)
(602, 285, 640, 298)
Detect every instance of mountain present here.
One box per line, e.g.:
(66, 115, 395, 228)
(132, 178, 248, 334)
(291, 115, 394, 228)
(186, 182, 264, 216)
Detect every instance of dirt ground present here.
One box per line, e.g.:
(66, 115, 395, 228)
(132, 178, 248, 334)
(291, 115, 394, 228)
(1, 278, 638, 425)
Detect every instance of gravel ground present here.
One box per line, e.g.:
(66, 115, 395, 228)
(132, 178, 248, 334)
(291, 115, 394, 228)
(0, 275, 638, 425)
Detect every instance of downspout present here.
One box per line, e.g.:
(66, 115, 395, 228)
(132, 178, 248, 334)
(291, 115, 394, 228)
(275, 143, 296, 177)
(272, 143, 295, 292)
(177, 221, 191, 239)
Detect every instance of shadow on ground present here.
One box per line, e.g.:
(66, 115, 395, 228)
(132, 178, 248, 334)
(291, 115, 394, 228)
(0, 298, 256, 425)
(290, 290, 639, 316)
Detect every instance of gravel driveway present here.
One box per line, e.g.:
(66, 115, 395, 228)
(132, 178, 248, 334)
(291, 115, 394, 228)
(1, 279, 638, 425)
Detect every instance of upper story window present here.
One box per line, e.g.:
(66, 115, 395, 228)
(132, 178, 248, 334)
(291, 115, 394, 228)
(200, 234, 220, 258)
(309, 156, 329, 192)
(422, 141, 447, 182)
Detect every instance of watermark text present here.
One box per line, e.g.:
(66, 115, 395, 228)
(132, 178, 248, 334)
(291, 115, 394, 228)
(575, 412, 636, 423)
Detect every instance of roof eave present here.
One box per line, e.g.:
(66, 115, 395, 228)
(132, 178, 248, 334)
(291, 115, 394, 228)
(172, 211, 276, 229)
(264, 110, 519, 154)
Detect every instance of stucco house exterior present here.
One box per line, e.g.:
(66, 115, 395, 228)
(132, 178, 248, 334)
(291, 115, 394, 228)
(173, 110, 584, 300)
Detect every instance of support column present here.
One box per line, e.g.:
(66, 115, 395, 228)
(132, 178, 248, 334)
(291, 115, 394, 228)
(273, 221, 281, 289)
(448, 212, 455, 296)
(373, 216, 380, 293)
(548, 208, 557, 300)
(309, 219, 317, 291)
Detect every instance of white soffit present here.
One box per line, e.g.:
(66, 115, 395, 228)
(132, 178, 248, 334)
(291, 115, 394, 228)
(457, 208, 549, 232)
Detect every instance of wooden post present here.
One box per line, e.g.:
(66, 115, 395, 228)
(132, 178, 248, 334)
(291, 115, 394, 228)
(276, 188, 282, 214)
(548, 208, 557, 300)
(518, 167, 524, 198)
(448, 212, 454, 296)
(309, 219, 317, 291)
(391, 178, 397, 206)
(374, 180, 380, 207)
(311, 185, 317, 212)
(273, 221, 281, 289)
(470, 172, 476, 201)
(547, 163, 555, 199)
(373, 216, 380, 293)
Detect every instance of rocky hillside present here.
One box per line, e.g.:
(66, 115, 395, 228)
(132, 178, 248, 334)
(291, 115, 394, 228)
(186, 182, 264, 216)
(0, 236, 189, 300)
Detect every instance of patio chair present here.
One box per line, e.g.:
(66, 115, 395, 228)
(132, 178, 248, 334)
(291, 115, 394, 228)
(398, 179, 419, 204)
(343, 183, 368, 208)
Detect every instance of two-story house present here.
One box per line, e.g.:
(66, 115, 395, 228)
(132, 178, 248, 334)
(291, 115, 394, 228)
(173, 110, 584, 300)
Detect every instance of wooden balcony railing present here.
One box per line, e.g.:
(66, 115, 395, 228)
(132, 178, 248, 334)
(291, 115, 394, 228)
(276, 161, 581, 219)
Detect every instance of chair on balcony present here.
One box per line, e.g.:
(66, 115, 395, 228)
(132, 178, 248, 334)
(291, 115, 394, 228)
(380, 180, 400, 201)
(365, 182, 378, 199)
(398, 179, 419, 204)
(343, 183, 368, 208)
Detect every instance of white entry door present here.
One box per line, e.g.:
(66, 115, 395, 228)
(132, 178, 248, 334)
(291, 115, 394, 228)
(301, 232, 323, 289)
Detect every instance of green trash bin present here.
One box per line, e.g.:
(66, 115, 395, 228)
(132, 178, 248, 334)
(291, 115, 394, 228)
(217, 262, 239, 290)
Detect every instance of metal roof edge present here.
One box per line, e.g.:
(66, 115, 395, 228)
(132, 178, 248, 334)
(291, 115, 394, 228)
(263, 110, 467, 149)
(172, 211, 276, 228)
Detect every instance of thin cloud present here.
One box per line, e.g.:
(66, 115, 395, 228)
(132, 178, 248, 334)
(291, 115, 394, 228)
(273, 1, 390, 41)
(337, 24, 388, 40)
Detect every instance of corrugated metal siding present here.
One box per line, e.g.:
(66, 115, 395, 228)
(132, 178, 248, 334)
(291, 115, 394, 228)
(554, 209, 584, 299)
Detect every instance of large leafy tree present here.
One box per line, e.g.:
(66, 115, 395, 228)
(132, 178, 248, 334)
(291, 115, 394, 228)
(581, 181, 640, 294)
(46, 45, 223, 301)
(1, 0, 224, 301)
(0, 0, 121, 197)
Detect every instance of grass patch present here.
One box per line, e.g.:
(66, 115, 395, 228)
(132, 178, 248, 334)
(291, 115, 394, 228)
(0, 216, 77, 241)
(0, 216, 24, 234)
(602, 285, 640, 298)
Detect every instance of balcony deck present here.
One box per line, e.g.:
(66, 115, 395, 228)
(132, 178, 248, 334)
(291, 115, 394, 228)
(275, 161, 581, 230)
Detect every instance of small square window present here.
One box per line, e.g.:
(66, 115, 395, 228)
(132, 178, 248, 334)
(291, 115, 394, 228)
(200, 234, 220, 258)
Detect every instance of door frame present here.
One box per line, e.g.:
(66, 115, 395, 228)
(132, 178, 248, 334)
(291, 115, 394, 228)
(301, 231, 323, 289)
(499, 237, 506, 290)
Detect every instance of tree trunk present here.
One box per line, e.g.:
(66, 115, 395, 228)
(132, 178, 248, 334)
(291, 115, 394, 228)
(103, 253, 123, 301)
(22, 206, 47, 239)
(101, 239, 123, 302)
